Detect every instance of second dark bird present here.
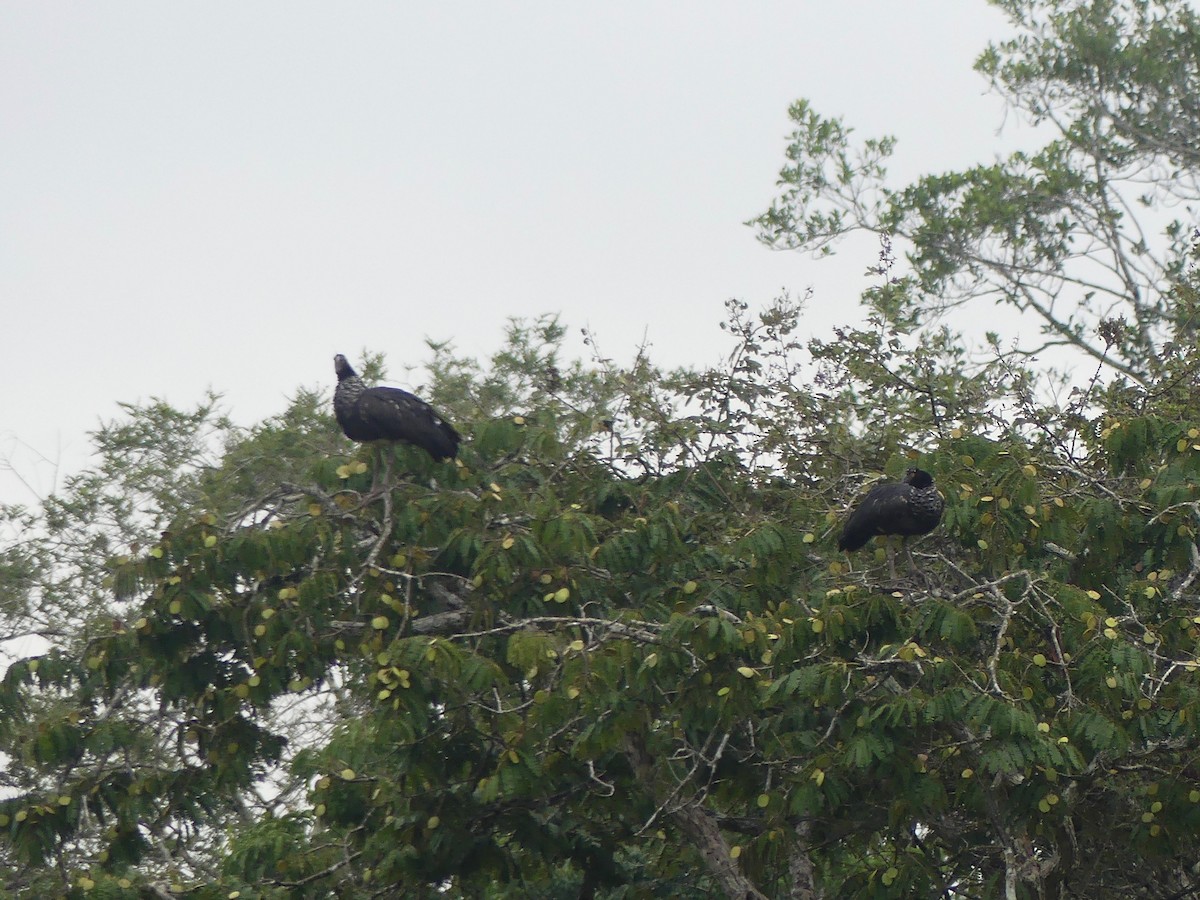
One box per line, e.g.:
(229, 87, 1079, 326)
(838, 467, 944, 578)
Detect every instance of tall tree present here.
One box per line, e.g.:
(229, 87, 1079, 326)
(3, 277, 1200, 897)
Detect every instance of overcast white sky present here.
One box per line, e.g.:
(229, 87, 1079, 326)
(1, 2, 1031, 505)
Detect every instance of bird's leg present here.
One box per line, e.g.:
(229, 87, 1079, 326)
(366, 445, 379, 496)
(906, 539, 937, 590)
(365, 444, 391, 500)
(887, 538, 898, 582)
(379, 446, 393, 494)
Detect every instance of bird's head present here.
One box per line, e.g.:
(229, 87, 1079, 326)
(904, 467, 934, 488)
(334, 354, 358, 381)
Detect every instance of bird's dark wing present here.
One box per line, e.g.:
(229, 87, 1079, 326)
(837, 483, 912, 551)
(356, 387, 460, 460)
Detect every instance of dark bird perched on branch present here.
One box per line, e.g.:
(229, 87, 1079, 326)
(838, 467, 944, 579)
(333, 354, 460, 462)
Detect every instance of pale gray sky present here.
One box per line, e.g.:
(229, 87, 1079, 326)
(2, 2, 1025, 504)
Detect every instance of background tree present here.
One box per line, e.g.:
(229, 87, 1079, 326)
(752, 0, 1200, 381)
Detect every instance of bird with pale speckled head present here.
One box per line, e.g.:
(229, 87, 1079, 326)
(333, 354, 460, 462)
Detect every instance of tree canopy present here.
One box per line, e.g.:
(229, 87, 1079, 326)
(4, 2, 1200, 898)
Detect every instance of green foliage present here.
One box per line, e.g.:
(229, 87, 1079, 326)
(4, 5, 1200, 896)
(4, 287, 1200, 898)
